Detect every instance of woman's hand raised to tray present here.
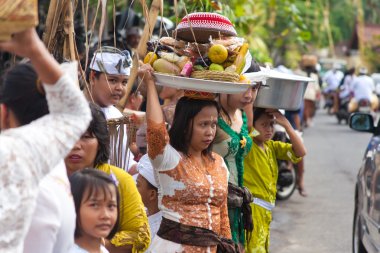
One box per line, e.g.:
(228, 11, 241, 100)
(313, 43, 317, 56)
(140, 63, 164, 124)
(138, 63, 155, 85)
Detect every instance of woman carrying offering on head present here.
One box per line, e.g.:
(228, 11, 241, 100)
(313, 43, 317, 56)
(243, 108, 306, 253)
(140, 63, 237, 253)
(213, 60, 261, 248)
(65, 103, 150, 253)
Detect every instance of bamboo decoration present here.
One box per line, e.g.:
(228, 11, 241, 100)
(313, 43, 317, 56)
(116, 0, 163, 112)
(43, 0, 78, 62)
(43, 0, 60, 49)
(63, 0, 76, 61)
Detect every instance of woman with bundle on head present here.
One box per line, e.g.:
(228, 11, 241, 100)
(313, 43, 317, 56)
(139, 63, 240, 252)
(64, 103, 151, 253)
(213, 60, 261, 249)
(0, 28, 91, 252)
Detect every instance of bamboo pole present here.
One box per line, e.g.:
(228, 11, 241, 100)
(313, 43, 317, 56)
(355, 0, 365, 63)
(321, 0, 335, 58)
(136, 0, 163, 58)
(63, 0, 76, 61)
(43, 0, 61, 49)
(116, 0, 163, 112)
(43, 0, 77, 62)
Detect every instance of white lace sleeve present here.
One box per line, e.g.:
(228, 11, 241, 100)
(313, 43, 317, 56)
(0, 62, 91, 253)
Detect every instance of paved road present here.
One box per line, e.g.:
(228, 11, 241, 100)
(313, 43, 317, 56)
(269, 110, 373, 253)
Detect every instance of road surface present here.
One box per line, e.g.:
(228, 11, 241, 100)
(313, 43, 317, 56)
(269, 110, 373, 253)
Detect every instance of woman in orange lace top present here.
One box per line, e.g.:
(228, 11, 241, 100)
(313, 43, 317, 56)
(140, 64, 233, 253)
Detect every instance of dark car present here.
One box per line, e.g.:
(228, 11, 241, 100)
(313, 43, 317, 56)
(350, 113, 380, 253)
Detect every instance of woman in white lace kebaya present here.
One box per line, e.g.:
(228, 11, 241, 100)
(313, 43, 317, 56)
(0, 29, 91, 253)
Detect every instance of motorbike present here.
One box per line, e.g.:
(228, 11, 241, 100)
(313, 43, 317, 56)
(357, 98, 371, 113)
(335, 94, 351, 124)
(323, 94, 334, 114)
(273, 126, 298, 200)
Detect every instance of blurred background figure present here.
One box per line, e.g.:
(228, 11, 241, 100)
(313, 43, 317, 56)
(322, 63, 344, 113)
(348, 67, 379, 113)
(125, 27, 142, 56)
(332, 67, 356, 115)
(300, 55, 321, 128)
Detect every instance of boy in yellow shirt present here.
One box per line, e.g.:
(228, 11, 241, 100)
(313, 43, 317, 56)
(244, 108, 306, 253)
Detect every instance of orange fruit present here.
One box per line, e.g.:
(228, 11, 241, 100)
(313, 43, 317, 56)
(144, 52, 158, 65)
(208, 44, 228, 64)
(239, 74, 251, 84)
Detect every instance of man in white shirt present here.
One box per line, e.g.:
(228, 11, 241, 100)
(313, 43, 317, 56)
(348, 67, 379, 112)
(87, 47, 137, 172)
(323, 63, 344, 93)
(135, 155, 162, 251)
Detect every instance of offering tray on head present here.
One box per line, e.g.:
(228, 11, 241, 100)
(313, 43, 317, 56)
(153, 73, 260, 94)
(246, 68, 314, 110)
(147, 12, 258, 95)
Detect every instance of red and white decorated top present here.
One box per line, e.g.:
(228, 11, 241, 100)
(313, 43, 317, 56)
(176, 12, 237, 36)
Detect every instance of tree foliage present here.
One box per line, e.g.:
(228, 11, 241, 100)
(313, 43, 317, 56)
(39, 0, 379, 67)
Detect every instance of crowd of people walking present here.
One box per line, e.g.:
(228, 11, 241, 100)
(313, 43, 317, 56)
(0, 24, 309, 253)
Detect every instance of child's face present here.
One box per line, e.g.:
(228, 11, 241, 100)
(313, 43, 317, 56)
(90, 73, 127, 107)
(79, 184, 118, 239)
(253, 113, 275, 142)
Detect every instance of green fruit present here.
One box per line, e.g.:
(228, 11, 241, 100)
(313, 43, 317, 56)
(193, 65, 205, 71)
(209, 63, 224, 71)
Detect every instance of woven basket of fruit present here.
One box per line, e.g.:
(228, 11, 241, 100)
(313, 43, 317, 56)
(0, 0, 38, 41)
(144, 13, 259, 94)
(174, 12, 237, 43)
(191, 70, 239, 83)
